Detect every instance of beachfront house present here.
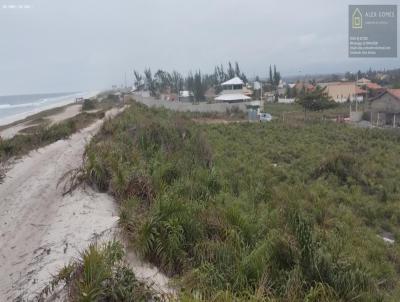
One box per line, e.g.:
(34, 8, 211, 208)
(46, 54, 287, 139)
(215, 77, 251, 103)
(369, 89, 400, 127)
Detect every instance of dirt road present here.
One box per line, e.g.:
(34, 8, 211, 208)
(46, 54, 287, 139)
(0, 108, 124, 300)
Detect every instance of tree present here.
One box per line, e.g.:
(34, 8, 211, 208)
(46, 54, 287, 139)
(170, 71, 183, 94)
(133, 70, 144, 91)
(240, 72, 248, 84)
(192, 71, 206, 102)
(235, 62, 241, 77)
(285, 86, 292, 98)
(228, 62, 235, 78)
(144, 68, 157, 97)
(154, 70, 170, 93)
(269, 65, 273, 86)
(273, 65, 281, 88)
(296, 86, 337, 120)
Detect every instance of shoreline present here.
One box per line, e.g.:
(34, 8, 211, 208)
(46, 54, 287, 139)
(0, 91, 100, 127)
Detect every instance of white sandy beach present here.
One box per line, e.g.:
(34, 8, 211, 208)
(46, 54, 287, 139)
(0, 105, 172, 300)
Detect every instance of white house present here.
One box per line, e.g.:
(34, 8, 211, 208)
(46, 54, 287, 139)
(215, 77, 251, 103)
(179, 90, 194, 102)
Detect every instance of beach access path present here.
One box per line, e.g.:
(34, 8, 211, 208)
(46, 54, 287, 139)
(0, 107, 124, 300)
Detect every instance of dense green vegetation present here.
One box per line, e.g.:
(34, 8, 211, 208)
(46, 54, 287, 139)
(296, 86, 338, 119)
(82, 102, 400, 301)
(38, 241, 157, 301)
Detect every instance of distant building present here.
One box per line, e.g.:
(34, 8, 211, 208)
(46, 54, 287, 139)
(243, 86, 253, 97)
(179, 90, 194, 102)
(277, 86, 287, 96)
(357, 78, 383, 91)
(357, 78, 371, 85)
(369, 89, 400, 127)
(215, 77, 251, 103)
(294, 82, 315, 93)
(319, 82, 365, 103)
(264, 92, 275, 102)
(253, 81, 262, 90)
(376, 73, 389, 81)
(160, 93, 178, 102)
(365, 82, 383, 90)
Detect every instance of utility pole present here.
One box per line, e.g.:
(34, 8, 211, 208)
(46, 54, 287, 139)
(356, 73, 359, 112)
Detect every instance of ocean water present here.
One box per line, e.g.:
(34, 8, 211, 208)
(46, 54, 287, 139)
(0, 92, 97, 126)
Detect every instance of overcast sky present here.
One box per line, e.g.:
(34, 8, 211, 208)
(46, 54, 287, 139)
(0, 0, 398, 95)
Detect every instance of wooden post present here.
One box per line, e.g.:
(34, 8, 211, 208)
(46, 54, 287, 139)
(394, 114, 396, 128)
(377, 112, 380, 127)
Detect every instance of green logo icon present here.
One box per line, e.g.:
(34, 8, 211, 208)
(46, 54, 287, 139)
(352, 8, 363, 29)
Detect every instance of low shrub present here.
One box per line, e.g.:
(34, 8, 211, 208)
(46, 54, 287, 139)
(82, 98, 97, 111)
(38, 241, 156, 301)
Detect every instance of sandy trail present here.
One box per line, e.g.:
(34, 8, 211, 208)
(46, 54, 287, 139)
(0, 107, 123, 300)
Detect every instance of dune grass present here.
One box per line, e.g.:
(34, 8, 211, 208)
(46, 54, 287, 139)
(0, 111, 105, 164)
(80, 101, 400, 301)
(0, 94, 126, 165)
(38, 241, 156, 301)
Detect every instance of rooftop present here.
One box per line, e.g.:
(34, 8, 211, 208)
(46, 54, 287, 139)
(365, 82, 382, 90)
(221, 77, 244, 86)
(388, 89, 400, 100)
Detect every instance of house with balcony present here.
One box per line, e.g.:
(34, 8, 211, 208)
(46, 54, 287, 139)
(214, 77, 251, 103)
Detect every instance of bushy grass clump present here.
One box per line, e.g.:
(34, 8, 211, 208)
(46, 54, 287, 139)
(82, 102, 400, 301)
(82, 98, 97, 111)
(39, 241, 156, 301)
